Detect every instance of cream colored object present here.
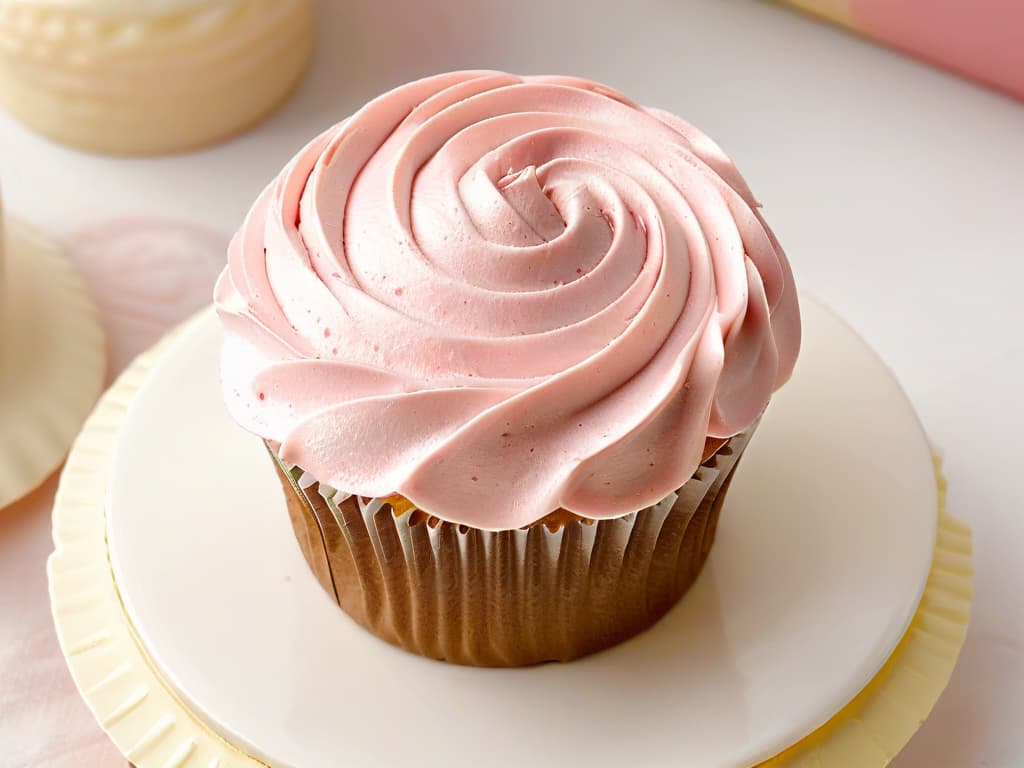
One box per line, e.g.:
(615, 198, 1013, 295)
(0, 207, 105, 509)
(48, 319, 972, 767)
(0, 0, 314, 155)
(760, 456, 972, 766)
(778, 0, 853, 26)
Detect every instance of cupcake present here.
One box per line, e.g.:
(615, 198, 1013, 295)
(0, 0, 314, 155)
(215, 71, 801, 667)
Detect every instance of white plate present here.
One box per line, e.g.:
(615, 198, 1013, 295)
(107, 297, 937, 768)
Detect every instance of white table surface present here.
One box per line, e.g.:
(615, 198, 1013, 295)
(1, 1, 1021, 766)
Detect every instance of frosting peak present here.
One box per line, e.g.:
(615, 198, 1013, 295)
(216, 70, 801, 529)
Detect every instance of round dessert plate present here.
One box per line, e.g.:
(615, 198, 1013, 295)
(98, 297, 940, 768)
(0, 216, 105, 509)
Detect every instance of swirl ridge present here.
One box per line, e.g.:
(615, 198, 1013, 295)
(216, 70, 801, 529)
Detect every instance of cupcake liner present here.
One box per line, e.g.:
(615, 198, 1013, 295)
(271, 428, 754, 667)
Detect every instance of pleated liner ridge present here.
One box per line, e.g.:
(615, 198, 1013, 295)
(271, 428, 754, 667)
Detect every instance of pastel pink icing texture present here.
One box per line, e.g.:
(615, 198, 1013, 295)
(215, 70, 801, 530)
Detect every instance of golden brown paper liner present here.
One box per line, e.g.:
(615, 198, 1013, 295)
(271, 428, 754, 667)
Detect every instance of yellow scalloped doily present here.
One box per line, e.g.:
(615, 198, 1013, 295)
(47, 326, 972, 768)
(1, 216, 106, 510)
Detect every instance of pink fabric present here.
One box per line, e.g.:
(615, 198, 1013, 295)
(0, 479, 125, 767)
(853, 0, 1024, 99)
(66, 218, 228, 378)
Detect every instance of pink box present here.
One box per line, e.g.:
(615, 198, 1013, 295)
(781, 0, 1024, 100)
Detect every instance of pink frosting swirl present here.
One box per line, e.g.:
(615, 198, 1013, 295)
(215, 70, 801, 529)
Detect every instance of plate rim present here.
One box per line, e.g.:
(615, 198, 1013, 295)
(106, 295, 940, 768)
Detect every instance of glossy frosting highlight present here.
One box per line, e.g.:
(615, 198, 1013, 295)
(216, 71, 801, 529)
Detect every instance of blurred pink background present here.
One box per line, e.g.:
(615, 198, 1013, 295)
(783, 0, 1024, 99)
